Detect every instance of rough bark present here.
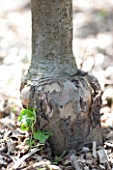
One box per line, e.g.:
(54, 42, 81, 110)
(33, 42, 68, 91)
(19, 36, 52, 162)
(21, 72, 103, 155)
(21, 0, 103, 155)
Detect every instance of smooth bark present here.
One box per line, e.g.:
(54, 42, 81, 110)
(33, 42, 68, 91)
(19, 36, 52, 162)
(24, 0, 77, 83)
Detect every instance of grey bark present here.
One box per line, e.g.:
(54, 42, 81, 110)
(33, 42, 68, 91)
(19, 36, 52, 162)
(21, 0, 103, 155)
(24, 0, 78, 83)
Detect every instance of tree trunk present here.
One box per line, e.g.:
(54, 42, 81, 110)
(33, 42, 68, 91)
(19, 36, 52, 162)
(24, 0, 77, 81)
(21, 0, 103, 155)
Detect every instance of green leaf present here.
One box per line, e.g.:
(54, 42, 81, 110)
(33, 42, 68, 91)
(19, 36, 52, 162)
(18, 108, 36, 128)
(18, 115, 23, 122)
(33, 130, 52, 143)
(20, 108, 35, 118)
(21, 123, 29, 131)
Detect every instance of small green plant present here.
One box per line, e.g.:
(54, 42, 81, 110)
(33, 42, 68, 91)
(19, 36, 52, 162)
(18, 108, 52, 148)
(54, 151, 66, 164)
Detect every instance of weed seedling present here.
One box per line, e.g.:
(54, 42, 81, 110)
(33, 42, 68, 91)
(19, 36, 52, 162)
(18, 108, 52, 148)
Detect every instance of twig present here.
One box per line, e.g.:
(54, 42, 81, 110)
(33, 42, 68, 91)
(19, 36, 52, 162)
(97, 148, 111, 170)
(13, 147, 40, 169)
(69, 150, 82, 170)
(92, 141, 97, 159)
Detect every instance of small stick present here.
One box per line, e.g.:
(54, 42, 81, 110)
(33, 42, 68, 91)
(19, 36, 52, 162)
(13, 147, 40, 169)
(70, 150, 82, 170)
(92, 141, 97, 159)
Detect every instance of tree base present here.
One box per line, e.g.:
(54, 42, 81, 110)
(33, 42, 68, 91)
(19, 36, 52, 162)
(21, 73, 103, 155)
